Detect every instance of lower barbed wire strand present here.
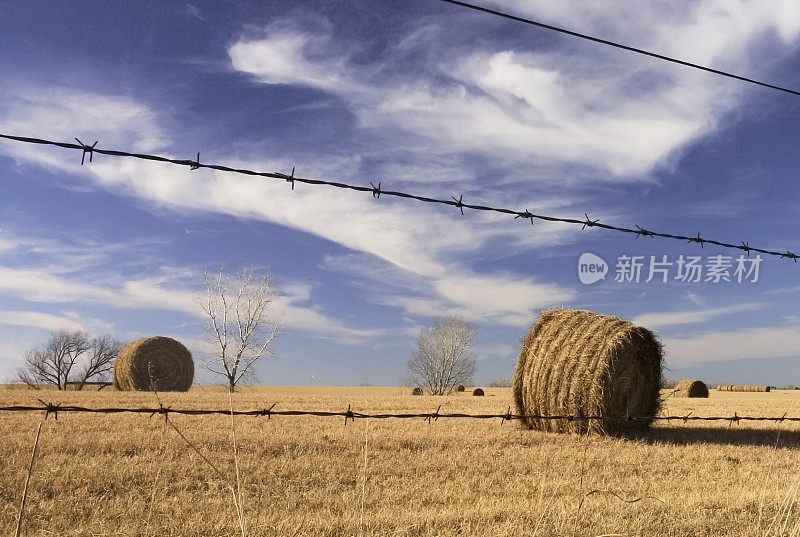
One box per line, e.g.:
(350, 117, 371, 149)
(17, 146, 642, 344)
(2, 404, 800, 422)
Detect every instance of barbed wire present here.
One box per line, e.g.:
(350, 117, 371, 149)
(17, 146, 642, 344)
(0, 132, 797, 261)
(435, 1, 800, 98)
(1, 401, 798, 426)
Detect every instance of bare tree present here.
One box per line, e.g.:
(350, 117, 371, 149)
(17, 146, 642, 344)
(74, 335, 124, 390)
(199, 265, 284, 391)
(15, 330, 123, 390)
(407, 315, 477, 395)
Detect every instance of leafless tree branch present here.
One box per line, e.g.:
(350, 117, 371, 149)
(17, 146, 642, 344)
(407, 315, 476, 395)
(14, 330, 121, 390)
(199, 265, 284, 391)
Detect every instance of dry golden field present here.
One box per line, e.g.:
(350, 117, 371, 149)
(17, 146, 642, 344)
(2, 386, 800, 536)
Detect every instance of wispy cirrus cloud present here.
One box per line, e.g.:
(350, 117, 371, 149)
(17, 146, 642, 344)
(663, 325, 800, 367)
(0, 86, 167, 158)
(0, 86, 578, 326)
(228, 2, 800, 179)
(633, 303, 763, 329)
(5, 0, 798, 337)
(320, 252, 573, 327)
(0, 310, 105, 333)
(0, 228, 382, 344)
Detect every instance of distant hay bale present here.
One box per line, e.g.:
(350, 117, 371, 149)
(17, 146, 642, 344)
(412, 387, 423, 395)
(472, 388, 484, 396)
(717, 384, 770, 392)
(513, 308, 663, 435)
(674, 380, 709, 398)
(113, 336, 193, 392)
(456, 384, 465, 392)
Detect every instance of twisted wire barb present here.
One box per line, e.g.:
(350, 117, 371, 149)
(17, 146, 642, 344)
(3, 403, 800, 423)
(0, 133, 797, 261)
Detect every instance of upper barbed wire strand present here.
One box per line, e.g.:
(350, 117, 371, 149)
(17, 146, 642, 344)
(0, 133, 796, 261)
(434, 0, 800, 97)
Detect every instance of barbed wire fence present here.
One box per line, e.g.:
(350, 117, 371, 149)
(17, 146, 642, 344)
(3, 401, 800, 426)
(0, 133, 798, 262)
(7, 380, 800, 535)
(6, 397, 798, 534)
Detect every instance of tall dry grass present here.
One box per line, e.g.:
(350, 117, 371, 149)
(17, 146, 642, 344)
(1, 386, 800, 536)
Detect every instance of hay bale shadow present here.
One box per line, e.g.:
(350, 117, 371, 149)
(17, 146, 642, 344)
(622, 425, 800, 448)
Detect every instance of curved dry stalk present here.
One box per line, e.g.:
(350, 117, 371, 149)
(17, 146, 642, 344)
(150, 381, 245, 537)
(15, 422, 42, 537)
(229, 388, 246, 536)
(145, 421, 169, 537)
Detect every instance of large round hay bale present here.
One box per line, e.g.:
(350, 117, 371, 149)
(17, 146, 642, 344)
(456, 384, 465, 392)
(472, 388, 484, 396)
(114, 336, 194, 392)
(675, 379, 709, 398)
(411, 387, 423, 395)
(513, 308, 663, 435)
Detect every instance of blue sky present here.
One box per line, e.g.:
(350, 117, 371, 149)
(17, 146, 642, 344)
(1, 1, 799, 386)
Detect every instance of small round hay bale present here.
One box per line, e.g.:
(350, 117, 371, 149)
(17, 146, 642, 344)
(717, 384, 769, 392)
(114, 336, 193, 392)
(456, 384, 465, 392)
(411, 387, 423, 395)
(674, 379, 709, 398)
(513, 308, 662, 435)
(472, 388, 484, 396)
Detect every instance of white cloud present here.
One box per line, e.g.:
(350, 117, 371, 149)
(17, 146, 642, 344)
(185, 4, 204, 21)
(121, 276, 199, 316)
(16, 0, 781, 338)
(685, 293, 706, 307)
(0, 309, 113, 334)
(633, 303, 763, 329)
(0, 87, 167, 159)
(3, 3, 798, 337)
(275, 283, 384, 344)
(0, 341, 28, 374)
(663, 325, 800, 366)
(227, 3, 800, 178)
(321, 252, 573, 327)
(474, 342, 517, 362)
(0, 310, 84, 332)
(0, 86, 580, 325)
(431, 272, 574, 326)
(0, 230, 381, 343)
(0, 229, 144, 270)
(378, 277, 568, 328)
(0, 266, 120, 304)
(0, 263, 204, 318)
(0, 232, 23, 255)
(229, 32, 350, 92)
(487, 1, 800, 61)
